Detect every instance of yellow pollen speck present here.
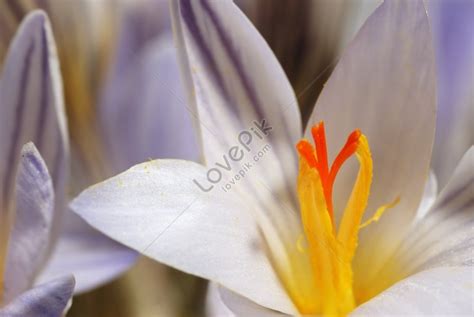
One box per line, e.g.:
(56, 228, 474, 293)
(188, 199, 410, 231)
(359, 196, 400, 229)
(296, 234, 307, 254)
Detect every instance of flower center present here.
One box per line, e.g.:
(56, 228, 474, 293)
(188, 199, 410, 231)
(291, 122, 390, 316)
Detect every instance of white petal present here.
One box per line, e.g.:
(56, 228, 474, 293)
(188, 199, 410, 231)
(171, 0, 302, 145)
(171, 0, 304, 270)
(206, 283, 291, 317)
(352, 267, 473, 316)
(219, 286, 291, 317)
(4, 143, 54, 302)
(36, 212, 138, 294)
(71, 160, 295, 314)
(206, 283, 236, 317)
(0, 10, 69, 245)
(305, 0, 436, 287)
(171, 0, 302, 211)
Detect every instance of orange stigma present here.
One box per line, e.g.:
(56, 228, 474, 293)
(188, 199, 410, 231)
(296, 122, 361, 226)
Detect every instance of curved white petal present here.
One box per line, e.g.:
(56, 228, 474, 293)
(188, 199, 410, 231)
(36, 212, 138, 294)
(206, 283, 291, 317)
(305, 0, 436, 287)
(171, 0, 302, 213)
(219, 286, 291, 317)
(4, 144, 54, 301)
(429, 0, 474, 187)
(352, 267, 473, 316)
(71, 160, 295, 314)
(0, 276, 75, 317)
(171, 0, 302, 147)
(0, 10, 69, 246)
(206, 283, 236, 317)
(171, 0, 304, 274)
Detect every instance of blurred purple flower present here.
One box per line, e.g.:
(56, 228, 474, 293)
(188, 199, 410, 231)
(0, 12, 74, 316)
(38, 0, 199, 293)
(428, 0, 474, 187)
(0, 2, 199, 313)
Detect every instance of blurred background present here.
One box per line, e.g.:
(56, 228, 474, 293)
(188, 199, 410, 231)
(2, 0, 465, 316)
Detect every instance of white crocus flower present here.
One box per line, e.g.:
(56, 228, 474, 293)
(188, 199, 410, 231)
(71, 0, 473, 316)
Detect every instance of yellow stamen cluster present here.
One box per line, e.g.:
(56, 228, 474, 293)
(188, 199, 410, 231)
(290, 122, 383, 316)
